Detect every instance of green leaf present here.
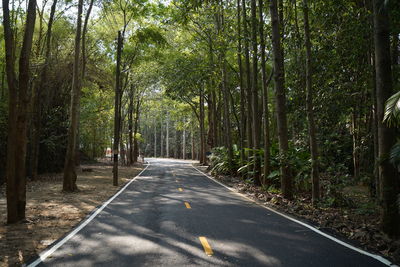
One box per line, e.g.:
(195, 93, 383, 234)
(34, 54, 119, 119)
(384, 91, 400, 127)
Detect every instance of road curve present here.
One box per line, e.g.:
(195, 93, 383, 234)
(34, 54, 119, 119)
(28, 158, 390, 267)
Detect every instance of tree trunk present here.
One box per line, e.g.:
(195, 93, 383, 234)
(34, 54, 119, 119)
(372, 53, 380, 198)
(112, 31, 123, 186)
(166, 113, 169, 158)
(373, 0, 400, 237)
(237, 0, 246, 166)
(250, 0, 261, 185)
(212, 90, 218, 147)
(242, 0, 253, 153)
(217, 1, 233, 168)
(183, 127, 186, 160)
(160, 116, 163, 158)
(270, 0, 292, 199)
(4, 0, 37, 223)
(351, 111, 360, 180)
(303, 0, 320, 204)
(392, 30, 398, 85)
(259, 0, 271, 184)
(133, 98, 140, 162)
(63, 0, 84, 192)
(200, 88, 206, 164)
(191, 128, 195, 160)
(128, 87, 134, 165)
(154, 120, 157, 157)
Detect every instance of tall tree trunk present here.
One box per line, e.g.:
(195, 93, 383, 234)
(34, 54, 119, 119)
(160, 116, 163, 158)
(373, 0, 400, 237)
(250, 0, 261, 185)
(4, 0, 37, 223)
(303, 0, 320, 204)
(237, 0, 246, 166)
(154, 120, 157, 157)
(259, 0, 271, 184)
(351, 111, 360, 180)
(133, 98, 140, 162)
(63, 0, 83, 192)
(392, 30, 398, 85)
(128, 87, 134, 165)
(30, 0, 57, 181)
(242, 0, 253, 178)
(120, 121, 126, 166)
(183, 127, 186, 160)
(112, 31, 123, 186)
(372, 54, 380, 198)
(206, 90, 214, 150)
(200, 87, 206, 164)
(218, 1, 233, 168)
(166, 113, 169, 158)
(191, 128, 195, 160)
(270, 0, 292, 199)
(212, 90, 218, 147)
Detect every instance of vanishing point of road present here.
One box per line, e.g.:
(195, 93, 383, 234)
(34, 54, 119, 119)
(28, 158, 392, 267)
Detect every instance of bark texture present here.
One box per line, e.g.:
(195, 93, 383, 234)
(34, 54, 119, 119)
(270, 0, 292, 199)
(63, 0, 83, 192)
(303, 0, 320, 204)
(4, 0, 37, 223)
(373, 0, 400, 237)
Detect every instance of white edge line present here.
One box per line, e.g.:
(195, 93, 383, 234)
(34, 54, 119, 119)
(191, 164, 398, 267)
(27, 163, 150, 267)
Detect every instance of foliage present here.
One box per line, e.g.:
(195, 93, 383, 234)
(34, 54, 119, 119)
(384, 90, 400, 127)
(209, 146, 240, 175)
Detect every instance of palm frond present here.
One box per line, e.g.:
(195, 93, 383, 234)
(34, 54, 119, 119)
(384, 91, 400, 127)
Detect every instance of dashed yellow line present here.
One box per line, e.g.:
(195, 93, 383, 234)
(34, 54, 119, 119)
(199, 237, 213, 256)
(184, 202, 191, 209)
(178, 188, 183, 192)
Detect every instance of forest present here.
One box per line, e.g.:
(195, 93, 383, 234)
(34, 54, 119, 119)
(0, 0, 400, 264)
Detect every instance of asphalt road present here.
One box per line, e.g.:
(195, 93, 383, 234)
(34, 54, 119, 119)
(30, 158, 390, 267)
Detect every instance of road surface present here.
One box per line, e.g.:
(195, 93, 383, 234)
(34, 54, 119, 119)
(29, 158, 390, 266)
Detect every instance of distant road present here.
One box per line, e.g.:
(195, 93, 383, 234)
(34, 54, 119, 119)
(29, 158, 390, 266)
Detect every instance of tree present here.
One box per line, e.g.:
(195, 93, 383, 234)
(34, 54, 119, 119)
(373, 0, 400, 237)
(303, 0, 320, 205)
(270, 0, 292, 199)
(113, 30, 123, 186)
(259, 0, 271, 184)
(3, 0, 37, 223)
(250, 0, 261, 185)
(63, 0, 84, 192)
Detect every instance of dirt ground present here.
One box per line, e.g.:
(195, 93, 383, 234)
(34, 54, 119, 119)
(0, 162, 143, 267)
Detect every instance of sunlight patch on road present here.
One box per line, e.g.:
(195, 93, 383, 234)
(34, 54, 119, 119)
(199, 237, 213, 256)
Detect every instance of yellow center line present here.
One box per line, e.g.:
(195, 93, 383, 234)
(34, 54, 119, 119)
(199, 237, 213, 256)
(178, 188, 183, 192)
(184, 202, 191, 209)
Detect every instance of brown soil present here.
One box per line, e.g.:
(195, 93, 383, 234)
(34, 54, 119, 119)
(0, 162, 144, 267)
(194, 165, 400, 265)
